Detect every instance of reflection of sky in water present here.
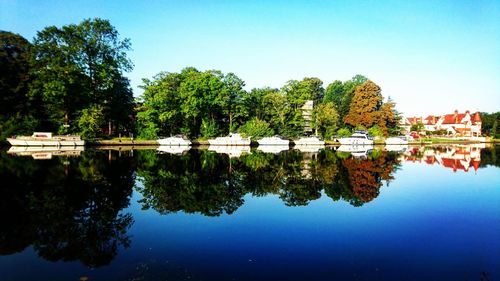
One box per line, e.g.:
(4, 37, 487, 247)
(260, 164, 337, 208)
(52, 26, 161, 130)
(122, 165, 499, 281)
(0, 146, 498, 281)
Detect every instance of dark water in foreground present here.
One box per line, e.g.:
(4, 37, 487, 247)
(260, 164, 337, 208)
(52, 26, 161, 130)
(0, 144, 498, 281)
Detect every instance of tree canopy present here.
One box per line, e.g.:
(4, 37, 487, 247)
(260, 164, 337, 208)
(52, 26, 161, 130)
(28, 18, 134, 136)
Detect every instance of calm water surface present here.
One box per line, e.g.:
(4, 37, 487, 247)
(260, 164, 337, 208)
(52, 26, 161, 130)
(0, 144, 498, 281)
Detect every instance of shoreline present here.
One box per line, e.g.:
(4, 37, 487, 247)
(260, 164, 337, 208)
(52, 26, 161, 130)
(2, 139, 498, 148)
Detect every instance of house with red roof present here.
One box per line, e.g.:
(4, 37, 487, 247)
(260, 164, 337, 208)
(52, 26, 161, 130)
(435, 110, 482, 137)
(402, 110, 482, 137)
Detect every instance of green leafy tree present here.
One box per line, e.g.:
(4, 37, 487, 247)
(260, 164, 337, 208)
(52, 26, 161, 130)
(337, 127, 351, 138)
(200, 118, 220, 138)
(77, 105, 106, 139)
(410, 122, 425, 132)
(492, 120, 498, 138)
(0, 31, 32, 117)
(238, 118, 274, 140)
(221, 73, 245, 132)
(312, 102, 339, 139)
(0, 31, 41, 140)
(368, 125, 384, 138)
(323, 80, 344, 106)
(29, 18, 133, 134)
(262, 91, 293, 136)
(480, 112, 500, 136)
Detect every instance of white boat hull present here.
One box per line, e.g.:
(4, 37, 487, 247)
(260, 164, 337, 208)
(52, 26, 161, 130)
(294, 144, 324, 153)
(337, 138, 373, 145)
(257, 137, 290, 146)
(157, 138, 191, 146)
(207, 141, 251, 146)
(294, 137, 325, 146)
(7, 138, 85, 146)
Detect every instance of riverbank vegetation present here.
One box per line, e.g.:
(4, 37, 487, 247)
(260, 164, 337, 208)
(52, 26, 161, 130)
(1, 18, 498, 141)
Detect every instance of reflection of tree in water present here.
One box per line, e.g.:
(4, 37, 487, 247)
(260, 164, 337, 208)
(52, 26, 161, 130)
(136, 150, 245, 216)
(0, 150, 134, 267)
(136, 148, 402, 213)
(480, 145, 500, 168)
(326, 150, 399, 206)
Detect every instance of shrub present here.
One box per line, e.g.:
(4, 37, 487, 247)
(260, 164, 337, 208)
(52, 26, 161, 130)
(368, 125, 384, 138)
(238, 118, 274, 140)
(77, 105, 106, 139)
(200, 118, 219, 138)
(336, 128, 351, 138)
(0, 114, 39, 140)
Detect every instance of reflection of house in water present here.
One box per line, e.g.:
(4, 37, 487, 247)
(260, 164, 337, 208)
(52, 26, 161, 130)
(300, 152, 319, 179)
(401, 145, 483, 172)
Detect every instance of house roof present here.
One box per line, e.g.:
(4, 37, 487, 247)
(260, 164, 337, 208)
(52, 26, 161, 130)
(424, 115, 438, 125)
(441, 110, 481, 125)
(441, 113, 467, 124)
(406, 117, 423, 125)
(405, 111, 481, 126)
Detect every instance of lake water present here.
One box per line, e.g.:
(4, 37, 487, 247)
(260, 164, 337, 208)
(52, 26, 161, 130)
(0, 144, 498, 281)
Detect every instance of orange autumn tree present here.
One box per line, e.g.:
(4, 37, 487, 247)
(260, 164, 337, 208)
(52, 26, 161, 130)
(344, 80, 396, 136)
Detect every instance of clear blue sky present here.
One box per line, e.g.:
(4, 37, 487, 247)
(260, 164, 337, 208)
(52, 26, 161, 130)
(1, 0, 499, 116)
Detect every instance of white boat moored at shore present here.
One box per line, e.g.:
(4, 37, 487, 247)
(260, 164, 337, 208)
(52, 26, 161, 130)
(207, 133, 251, 146)
(157, 135, 191, 146)
(7, 132, 85, 146)
(337, 131, 373, 145)
(294, 136, 325, 146)
(294, 144, 324, 153)
(257, 136, 290, 146)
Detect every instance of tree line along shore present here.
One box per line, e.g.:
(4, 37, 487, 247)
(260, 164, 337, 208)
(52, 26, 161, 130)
(1, 18, 499, 143)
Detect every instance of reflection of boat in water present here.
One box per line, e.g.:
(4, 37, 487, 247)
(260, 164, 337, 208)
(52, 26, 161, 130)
(294, 144, 324, 153)
(157, 135, 191, 146)
(7, 132, 85, 146)
(257, 136, 290, 146)
(208, 145, 251, 158)
(7, 146, 84, 159)
(157, 145, 190, 155)
(257, 145, 289, 154)
(337, 131, 373, 145)
(337, 145, 373, 158)
(384, 144, 408, 152)
(294, 136, 325, 146)
(208, 133, 251, 146)
(385, 136, 409, 145)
